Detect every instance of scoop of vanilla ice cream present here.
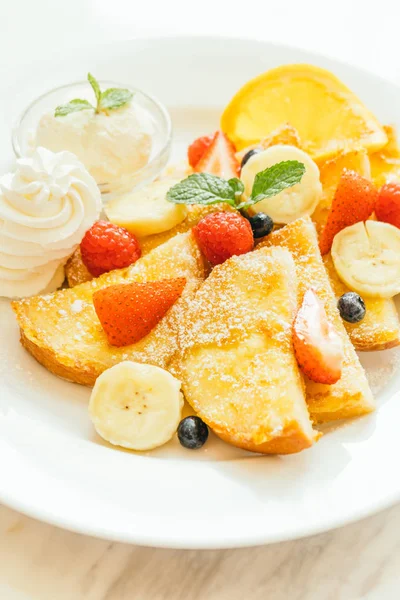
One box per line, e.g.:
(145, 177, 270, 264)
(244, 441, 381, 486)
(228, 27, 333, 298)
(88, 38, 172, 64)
(34, 103, 153, 186)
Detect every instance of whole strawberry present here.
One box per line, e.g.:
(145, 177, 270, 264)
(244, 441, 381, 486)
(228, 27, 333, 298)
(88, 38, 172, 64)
(81, 220, 141, 277)
(376, 182, 400, 228)
(193, 211, 254, 266)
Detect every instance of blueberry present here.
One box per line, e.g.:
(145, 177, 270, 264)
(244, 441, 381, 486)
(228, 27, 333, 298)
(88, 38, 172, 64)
(177, 416, 209, 449)
(248, 213, 274, 239)
(241, 148, 260, 169)
(338, 292, 366, 323)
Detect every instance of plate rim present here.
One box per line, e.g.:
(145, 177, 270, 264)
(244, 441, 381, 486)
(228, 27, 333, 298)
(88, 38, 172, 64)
(3, 34, 400, 549)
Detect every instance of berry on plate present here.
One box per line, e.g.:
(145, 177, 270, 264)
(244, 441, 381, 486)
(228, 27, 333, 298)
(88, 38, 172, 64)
(80, 220, 141, 277)
(93, 278, 186, 346)
(193, 211, 254, 266)
(319, 169, 377, 255)
(188, 133, 216, 168)
(240, 148, 260, 169)
(338, 292, 366, 323)
(195, 131, 239, 179)
(247, 212, 274, 239)
(293, 288, 344, 385)
(375, 182, 400, 228)
(177, 416, 209, 449)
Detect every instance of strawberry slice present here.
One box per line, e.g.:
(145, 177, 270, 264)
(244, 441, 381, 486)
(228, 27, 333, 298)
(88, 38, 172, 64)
(293, 289, 343, 385)
(319, 169, 377, 255)
(195, 131, 239, 179)
(93, 278, 186, 347)
(188, 133, 216, 168)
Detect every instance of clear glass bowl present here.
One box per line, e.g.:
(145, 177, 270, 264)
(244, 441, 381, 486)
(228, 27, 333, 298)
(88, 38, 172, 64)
(12, 80, 172, 198)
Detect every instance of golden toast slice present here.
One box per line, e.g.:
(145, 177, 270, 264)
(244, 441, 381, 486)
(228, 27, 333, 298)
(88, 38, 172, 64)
(313, 149, 400, 351)
(260, 217, 375, 422)
(370, 125, 400, 188)
(13, 232, 207, 386)
(173, 246, 318, 454)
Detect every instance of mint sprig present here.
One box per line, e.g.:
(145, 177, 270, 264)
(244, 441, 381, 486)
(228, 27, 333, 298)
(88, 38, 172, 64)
(55, 73, 133, 117)
(166, 160, 305, 211)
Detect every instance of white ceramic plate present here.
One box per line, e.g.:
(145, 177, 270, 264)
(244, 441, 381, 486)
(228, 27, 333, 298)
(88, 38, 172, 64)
(2, 37, 400, 549)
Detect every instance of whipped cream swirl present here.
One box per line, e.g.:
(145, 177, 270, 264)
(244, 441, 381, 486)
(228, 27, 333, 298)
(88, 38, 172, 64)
(0, 147, 101, 298)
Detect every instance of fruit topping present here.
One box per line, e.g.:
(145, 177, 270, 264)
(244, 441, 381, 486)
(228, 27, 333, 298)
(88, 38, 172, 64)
(195, 131, 240, 179)
(105, 179, 187, 238)
(193, 211, 254, 266)
(80, 220, 141, 277)
(240, 145, 320, 223)
(293, 288, 343, 385)
(89, 361, 184, 451)
(319, 169, 377, 255)
(331, 221, 400, 298)
(240, 148, 260, 169)
(221, 64, 387, 160)
(247, 213, 274, 238)
(338, 292, 366, 323)
(375, 181, 400, 229)
(188, 133, 216, 168)
(177, 416, 209, 449)
(93, 278, 186, 346)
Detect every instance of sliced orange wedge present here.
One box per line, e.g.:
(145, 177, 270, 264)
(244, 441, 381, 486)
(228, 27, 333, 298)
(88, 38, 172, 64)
(221, 64, 387, 161)
(370, 125, 400, 188)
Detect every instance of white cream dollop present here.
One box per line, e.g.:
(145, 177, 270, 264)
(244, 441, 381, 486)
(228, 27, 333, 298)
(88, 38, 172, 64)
(0, 147, 102, 298)
(34, 104, 152, 187)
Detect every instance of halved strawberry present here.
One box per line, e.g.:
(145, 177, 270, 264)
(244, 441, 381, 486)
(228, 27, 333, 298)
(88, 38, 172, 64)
(195, 131, 239, 179)
(319, 169, 377, 255)
(293, 289, 343, 385)
(93, 278, 186, 347)
(188, 133, 216, 168)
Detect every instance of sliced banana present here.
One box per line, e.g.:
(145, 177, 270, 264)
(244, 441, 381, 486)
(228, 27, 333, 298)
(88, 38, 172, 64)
(331, 220, 400, 298)
(89, 361, 184, 451)
(105, 179, 188, 238)
(240, 145, 322, 223)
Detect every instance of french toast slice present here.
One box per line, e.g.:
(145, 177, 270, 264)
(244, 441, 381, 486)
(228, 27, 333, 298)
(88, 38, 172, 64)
(260, 217, 375, 423)
(13, 232, 207, 386)
(173, 246, 319, 454)
(313, 149, 400, 351)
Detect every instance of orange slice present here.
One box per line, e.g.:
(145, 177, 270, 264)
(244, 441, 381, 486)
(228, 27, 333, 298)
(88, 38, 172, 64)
(221, 64, 387, 161)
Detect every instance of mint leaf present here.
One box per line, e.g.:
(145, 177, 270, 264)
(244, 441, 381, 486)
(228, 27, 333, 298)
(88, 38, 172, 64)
(167, 173, 236, 206)
(55, 98, 94, 117)
(88, 73, 101, 108)
(228, 178, 244, 200)
(100, 88, 133, 111)
(239, 160, 305, 209)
